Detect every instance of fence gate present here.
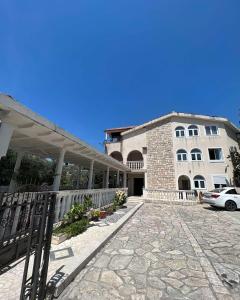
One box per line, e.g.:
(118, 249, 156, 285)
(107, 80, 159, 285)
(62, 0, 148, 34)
(0, 192, 56, 300)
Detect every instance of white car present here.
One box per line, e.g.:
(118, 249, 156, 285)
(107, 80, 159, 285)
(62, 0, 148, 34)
(202, 187, 240, 211)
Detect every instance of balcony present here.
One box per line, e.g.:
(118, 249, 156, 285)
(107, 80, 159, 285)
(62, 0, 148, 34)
(126, 161, 144, 170)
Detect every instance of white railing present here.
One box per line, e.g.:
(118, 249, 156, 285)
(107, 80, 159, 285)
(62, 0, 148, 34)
(55, 188, 128, 223)
(126, 161, 144, 170)
(143, 189, 197, 202)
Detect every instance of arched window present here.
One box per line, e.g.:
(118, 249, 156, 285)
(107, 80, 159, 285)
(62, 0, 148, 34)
(175, 126, 185, 137)
(177, 149, 188, 161)
(191, 148, 202, 161)
(194, 175, 206, 189)
(110, 151, 123, 162)
(188, 125, 199, 137)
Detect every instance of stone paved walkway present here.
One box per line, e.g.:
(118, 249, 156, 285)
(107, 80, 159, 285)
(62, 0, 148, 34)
(59, 204, 240, 300)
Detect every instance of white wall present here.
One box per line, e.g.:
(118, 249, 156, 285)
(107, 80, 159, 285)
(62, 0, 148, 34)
(171, 117, 239, 191)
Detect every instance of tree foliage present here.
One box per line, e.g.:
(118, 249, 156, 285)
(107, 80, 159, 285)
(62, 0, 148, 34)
(0, 150, 55, 186)
(229, 147, 240, 187)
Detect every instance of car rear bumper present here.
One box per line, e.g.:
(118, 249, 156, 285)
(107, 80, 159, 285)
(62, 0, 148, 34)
(202, 198, 224, 207)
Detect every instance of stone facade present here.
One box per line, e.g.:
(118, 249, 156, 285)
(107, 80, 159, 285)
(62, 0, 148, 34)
(105, 112, 240, 195)
(146, 120, 175, 190)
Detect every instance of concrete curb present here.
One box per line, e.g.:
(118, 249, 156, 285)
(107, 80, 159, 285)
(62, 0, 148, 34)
(53, 202, 144, 298)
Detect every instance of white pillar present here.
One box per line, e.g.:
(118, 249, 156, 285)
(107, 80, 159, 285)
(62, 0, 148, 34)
(123, 172, 127, 188)
(116, 170, 120, 187)
(8, 151, 24, 193)
(102, 170, 106, 188)
(105, 167, 110, 188)
(88, 160, 94, 189)
(52, 148, 66, 191)
(0, 122, 15, 160)
(76, 166, 81, 189)
(144, 172, 148, 189)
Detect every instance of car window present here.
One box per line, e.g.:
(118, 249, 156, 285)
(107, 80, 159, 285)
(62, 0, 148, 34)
(210, 189, 225, 193)
(225, 189, 237, 195)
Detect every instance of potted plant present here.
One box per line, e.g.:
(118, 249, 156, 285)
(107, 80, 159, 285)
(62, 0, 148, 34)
(113, 191, 127, 209)
(106, 205, 114, 215)
(100, 210, 107, 219)
(90, 209, 100, 221)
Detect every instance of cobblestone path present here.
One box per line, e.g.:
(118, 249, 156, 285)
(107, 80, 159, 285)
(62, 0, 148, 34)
(59, 204, 240, 300)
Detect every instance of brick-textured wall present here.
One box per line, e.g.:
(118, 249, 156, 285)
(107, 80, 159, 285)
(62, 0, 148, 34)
(146, 121, 175, 189)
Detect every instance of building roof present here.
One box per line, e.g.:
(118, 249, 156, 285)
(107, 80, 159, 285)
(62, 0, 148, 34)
(104, 126, 135, 134)
(121, 112, 240, 136)
(0, 93, 130, 172)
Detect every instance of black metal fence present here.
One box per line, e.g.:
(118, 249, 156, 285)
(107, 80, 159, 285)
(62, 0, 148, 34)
(0, 192, 56, 300)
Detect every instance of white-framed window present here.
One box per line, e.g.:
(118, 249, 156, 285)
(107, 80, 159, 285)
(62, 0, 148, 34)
(177, 149, 188, 161)
(191, 148, 202, 161)
(212, 175, 228, 189)
(208, 148, 223, 161)
(188, 125, 199, 137)
(205, 125, 218, 136)
(194, 175, 206, 189)
(175, 126, 185, 137)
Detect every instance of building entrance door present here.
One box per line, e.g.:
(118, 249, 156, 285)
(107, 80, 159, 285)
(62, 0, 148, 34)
(134, 178, 144, 196)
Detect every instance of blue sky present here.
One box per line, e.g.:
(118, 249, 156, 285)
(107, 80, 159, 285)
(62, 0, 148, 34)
(1, 0, 240, 150)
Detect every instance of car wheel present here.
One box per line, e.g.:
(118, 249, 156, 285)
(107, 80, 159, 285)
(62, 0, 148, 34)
(225, 200, 237, 211)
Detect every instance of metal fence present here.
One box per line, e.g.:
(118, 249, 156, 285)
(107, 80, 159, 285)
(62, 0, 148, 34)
(0, 192, 56, 300)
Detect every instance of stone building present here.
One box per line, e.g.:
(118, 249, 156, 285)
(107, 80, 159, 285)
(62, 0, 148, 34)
(104, 112, 240, 197)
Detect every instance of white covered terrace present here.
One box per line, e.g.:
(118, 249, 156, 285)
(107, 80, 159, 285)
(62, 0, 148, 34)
(0, 94, 129, 220)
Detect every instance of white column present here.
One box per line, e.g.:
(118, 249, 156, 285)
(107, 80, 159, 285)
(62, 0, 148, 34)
(116, 170, 120, 187)
(123, 172, 127, 188)
(8, 151, 24, 193)
(76, 166, 81, 189)
(144, 172, 148, 189)
(88, 160, 94, 189)
(105, 167, 110, 188)
(0, 122, 15, 160)
(102, 170, 106, 188)
(52, 148, 66, 191)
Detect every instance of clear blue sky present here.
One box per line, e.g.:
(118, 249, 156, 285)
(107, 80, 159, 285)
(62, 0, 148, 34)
(1, 0, 239, 151)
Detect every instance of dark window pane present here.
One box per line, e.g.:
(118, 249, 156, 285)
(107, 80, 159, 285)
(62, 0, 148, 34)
(226, 189, 237, 194)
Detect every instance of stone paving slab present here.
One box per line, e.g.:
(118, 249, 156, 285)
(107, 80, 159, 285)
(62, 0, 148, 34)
(59, 204, 240, 300)
(0, 202, 143, 300)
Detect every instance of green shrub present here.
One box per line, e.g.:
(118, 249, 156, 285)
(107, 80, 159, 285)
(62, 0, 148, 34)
(64, 218, 89, 237)
(53, 217, 89, 238)
(83, 195, 93, 212)
(113, 191, 127, 207)
(63, 203, 85, 225)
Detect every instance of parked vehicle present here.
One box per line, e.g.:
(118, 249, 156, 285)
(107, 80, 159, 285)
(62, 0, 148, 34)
(202, 187, 240, 211)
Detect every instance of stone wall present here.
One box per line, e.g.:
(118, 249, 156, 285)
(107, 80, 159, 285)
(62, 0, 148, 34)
(146, 121, 175, 189)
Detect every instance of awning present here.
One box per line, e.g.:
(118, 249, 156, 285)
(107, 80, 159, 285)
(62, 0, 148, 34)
(0, 94, 130, 172)
(213, 176, 228, 185)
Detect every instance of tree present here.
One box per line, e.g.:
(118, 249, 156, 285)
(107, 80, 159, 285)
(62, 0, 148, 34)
(229, 147, 240, 187)
(0, 150, 17, 185)
(0, 150, 55, 186)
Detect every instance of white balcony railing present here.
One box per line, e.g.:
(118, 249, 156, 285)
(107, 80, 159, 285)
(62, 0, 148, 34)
(143, 189, 198, 202)
(55, 188, 128, 223)
(127, 161, 144, 170)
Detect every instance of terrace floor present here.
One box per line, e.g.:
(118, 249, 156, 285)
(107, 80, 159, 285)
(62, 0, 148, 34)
(59, 203, 240, 300)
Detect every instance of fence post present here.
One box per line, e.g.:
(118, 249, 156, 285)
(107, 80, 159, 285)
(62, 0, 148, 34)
(99, 191, 102, 210)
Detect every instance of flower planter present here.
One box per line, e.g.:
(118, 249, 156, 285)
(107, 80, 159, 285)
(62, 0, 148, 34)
(51, 233, 68, 245)
(91, 216, 99, 222)
(99, 210, 107, 219)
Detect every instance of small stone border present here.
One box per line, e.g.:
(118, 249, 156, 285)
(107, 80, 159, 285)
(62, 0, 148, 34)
(52, 202, 143, 297)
